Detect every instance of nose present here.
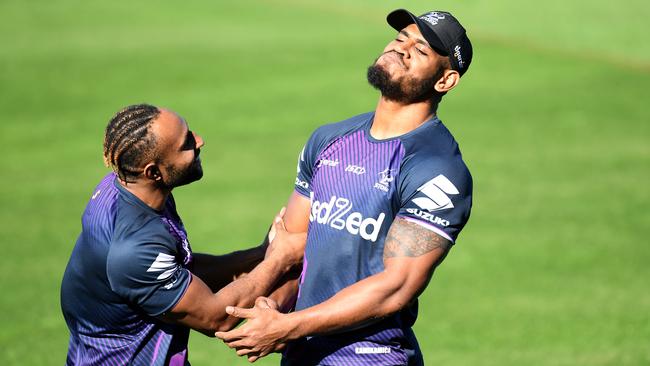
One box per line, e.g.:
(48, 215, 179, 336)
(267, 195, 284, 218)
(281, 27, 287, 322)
(193, 131, 204, 149)
(393, 38, 415, 57)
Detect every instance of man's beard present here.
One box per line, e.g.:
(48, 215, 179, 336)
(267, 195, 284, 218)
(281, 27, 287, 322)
(367, 56, 443, 104)
(160, 153, 203, 189)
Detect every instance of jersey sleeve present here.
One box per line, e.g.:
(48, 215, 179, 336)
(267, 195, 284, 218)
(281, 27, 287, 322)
(396, 159, 473, 243)
(106, 235, 192, 317)
(294, 130, 321, 197)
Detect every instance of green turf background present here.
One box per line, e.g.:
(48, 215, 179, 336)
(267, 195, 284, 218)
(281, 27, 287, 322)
(1, 0, 648, 365)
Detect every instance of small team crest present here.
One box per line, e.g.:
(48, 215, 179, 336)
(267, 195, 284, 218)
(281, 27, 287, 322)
(374, 168, 395, 192)
(421, 12, 446, 26)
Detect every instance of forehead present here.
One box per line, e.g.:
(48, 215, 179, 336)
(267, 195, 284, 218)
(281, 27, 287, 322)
(151, 109, 188, 145)
(398, 24, 430, 47)
(402, 23, 424, 37)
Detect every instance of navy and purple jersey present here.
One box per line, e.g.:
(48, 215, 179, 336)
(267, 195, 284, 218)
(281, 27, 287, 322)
(284, 112, 472, 365)
(61, 173, 194, 366)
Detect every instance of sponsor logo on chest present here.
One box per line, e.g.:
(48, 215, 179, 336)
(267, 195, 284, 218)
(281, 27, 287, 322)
(317, 158, 339, 167)
(309, 193, 385, 242)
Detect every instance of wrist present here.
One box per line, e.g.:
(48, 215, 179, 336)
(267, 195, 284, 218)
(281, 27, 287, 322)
(263, 252, 294, 276)
(282, 312, 304, 341)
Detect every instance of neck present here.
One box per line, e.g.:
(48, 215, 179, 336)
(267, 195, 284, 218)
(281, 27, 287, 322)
(118, 178, 170, 211)
(370, 97, 436, 140)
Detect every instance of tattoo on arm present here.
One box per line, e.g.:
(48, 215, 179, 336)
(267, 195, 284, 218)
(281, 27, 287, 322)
(383, 218, 451, 260)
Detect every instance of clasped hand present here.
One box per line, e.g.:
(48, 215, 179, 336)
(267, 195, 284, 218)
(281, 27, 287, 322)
(265, 207, 307, 267)
(215, 296, 289, 363)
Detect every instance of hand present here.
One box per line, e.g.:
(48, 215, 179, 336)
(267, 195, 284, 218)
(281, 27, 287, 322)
(266, 207, 286, 245)
(215, 297, 290, 362)
(265, 209, 307, 266)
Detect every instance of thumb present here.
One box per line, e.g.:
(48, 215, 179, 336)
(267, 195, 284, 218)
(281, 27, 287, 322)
(268, 224, 277, 243)
(226, 306, 255, 319)
(274, 218, 287, 232)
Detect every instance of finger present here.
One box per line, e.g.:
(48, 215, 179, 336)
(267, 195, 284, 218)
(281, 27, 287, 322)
(215, 328, 242, 341)
(274, 218, 287, 232)
(236, 347, 255, 356)
(274, 207, 287, 229)
(226, 306, 256, 319)
(248, 355, 259, 363)
(257, 348, 272, 359)
(268, 224, 277, 243)
(274, 343, 287, 352)
(224, 339, 251, 349)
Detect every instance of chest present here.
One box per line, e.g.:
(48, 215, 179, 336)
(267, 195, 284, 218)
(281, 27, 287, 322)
(312, 130, 404, 199)
(308, 131, 405, 242)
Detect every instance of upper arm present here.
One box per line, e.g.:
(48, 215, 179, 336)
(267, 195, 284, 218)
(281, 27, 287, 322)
(381, 217, 452, 301)
(284, 191, 311, 233)
(397, 157, 473, 244)
(107, 240, 192, 317)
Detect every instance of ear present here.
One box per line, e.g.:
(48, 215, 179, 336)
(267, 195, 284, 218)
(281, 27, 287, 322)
(434, 70, 460, 93)
(143, 163, 162, 182)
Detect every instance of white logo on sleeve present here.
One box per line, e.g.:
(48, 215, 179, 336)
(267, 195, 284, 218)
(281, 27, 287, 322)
(295, 146, 310, 190)
(297, 146, 305, 174)
(412, 174, 459, 212)
(147, 253, 178, 280)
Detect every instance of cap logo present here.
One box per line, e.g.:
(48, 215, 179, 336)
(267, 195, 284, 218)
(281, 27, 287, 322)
(420, 12, 446, 26)
(453, 45, 464, 68)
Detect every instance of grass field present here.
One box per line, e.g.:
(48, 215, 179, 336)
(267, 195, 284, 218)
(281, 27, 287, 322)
(1, 0, 648, 365)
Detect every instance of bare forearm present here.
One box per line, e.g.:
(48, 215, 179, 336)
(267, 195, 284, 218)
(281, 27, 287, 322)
(211, 255, 295, 331)
(164, 254, 293, 334)
(192, 246, 265, 292)
(266, 266, 301, 313)
(281, 271, 411, 340)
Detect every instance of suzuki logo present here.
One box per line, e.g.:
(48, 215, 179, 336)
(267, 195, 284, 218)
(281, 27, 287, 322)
(412, 175, 459, 212)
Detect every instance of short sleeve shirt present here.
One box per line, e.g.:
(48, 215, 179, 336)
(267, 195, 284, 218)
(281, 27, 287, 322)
(61, 173, 193, 366)
(285, 112, 472, 366)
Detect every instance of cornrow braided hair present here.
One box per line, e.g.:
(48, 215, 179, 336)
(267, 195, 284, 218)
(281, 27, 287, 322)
(103, 104, 160, 183)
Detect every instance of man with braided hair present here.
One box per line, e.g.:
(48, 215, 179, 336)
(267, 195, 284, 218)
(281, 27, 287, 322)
(61, 104, 304, 365)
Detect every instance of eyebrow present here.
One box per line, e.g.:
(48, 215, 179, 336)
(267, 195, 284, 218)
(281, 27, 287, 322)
(399, 30, 431, 49)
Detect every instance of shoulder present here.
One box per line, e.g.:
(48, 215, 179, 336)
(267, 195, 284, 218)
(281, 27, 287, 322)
(106, 212, 178, 283)
(114, 204, 175, 249)
(399, 119, 472, 195)
(81, 173, 121, 222)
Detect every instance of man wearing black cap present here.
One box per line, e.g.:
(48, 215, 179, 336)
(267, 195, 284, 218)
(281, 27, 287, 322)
(216, 9, 474, 365)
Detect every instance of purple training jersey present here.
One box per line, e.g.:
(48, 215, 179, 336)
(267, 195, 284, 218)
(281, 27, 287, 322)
(284, 112, 472, 365)
(61, 173, 193, 365)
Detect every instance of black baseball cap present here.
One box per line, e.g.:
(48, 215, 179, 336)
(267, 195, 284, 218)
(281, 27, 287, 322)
(387, 9, 473, 76)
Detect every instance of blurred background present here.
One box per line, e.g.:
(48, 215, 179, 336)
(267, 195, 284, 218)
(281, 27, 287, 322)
(0, 0, 648, 365)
